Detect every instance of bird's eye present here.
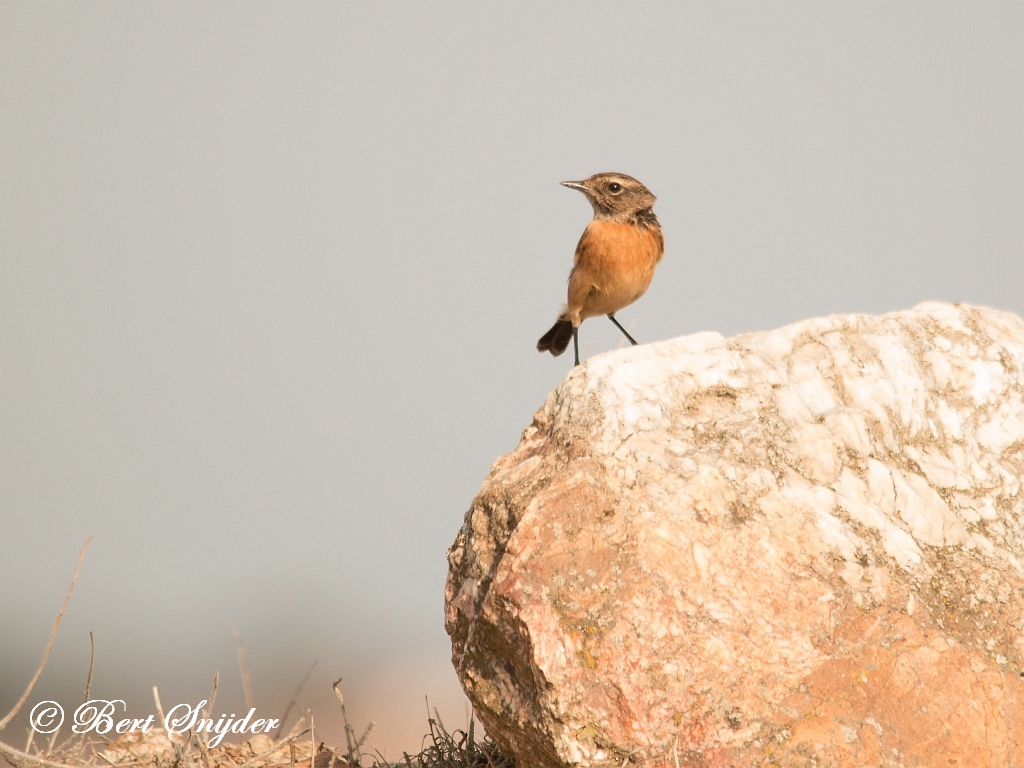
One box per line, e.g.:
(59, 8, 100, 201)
(608, 183, 622, 193)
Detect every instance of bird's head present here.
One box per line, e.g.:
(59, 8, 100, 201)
(560, 173, 657, 222)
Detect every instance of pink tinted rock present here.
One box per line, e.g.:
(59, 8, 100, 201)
(445, 303, 1024, 767)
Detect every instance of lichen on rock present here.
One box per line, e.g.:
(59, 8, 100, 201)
(445, 302, 1024, 767)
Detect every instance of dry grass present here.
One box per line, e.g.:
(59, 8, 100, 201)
(1, 703, 513, 768)
(0, 539, 514, 768)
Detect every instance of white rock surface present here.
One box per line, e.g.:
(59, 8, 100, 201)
(445, 303, 1024, 767)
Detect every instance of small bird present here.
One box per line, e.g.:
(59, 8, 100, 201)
(537, 172, 664, 366)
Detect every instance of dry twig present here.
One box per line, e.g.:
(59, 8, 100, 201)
(229, 628, 254, 712)
(84, 633, 95, 704)
(0, 537, 93, 732)
(274, 664, 315, 741)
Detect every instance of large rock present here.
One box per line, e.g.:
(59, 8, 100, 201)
(445, 303, 1024, 767)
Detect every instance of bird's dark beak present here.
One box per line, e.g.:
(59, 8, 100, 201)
(560, 181, 588, 193)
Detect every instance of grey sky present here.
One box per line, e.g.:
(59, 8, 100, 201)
(2, 1, 1022, 755)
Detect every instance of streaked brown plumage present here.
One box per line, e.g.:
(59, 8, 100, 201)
(537, 172, 664, 365)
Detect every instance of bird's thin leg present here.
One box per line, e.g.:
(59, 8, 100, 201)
(608, 314, 638, 346)
(573, 327, 580, 366)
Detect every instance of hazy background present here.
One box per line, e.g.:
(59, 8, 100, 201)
(2, 1, 1022, 756)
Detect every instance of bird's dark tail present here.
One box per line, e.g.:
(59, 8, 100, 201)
(537, 318, 574, 357)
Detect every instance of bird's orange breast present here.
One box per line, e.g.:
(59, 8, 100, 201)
(567, 221, 664, 321)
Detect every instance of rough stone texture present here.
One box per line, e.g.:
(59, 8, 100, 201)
(444, 303, 1024, 768)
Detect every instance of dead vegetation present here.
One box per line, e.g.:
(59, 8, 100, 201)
(0, 539, 514, 768)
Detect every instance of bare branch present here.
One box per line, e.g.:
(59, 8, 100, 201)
(229, 626, 254, 711)
(151, 688, 166, 733)
(0, 739, 81, 768)
(0, 536, 93, 732)
(84, 633, 95, 704)
(274, 662, 315, 740)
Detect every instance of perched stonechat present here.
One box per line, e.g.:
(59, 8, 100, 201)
(537, 172, 664, 366)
